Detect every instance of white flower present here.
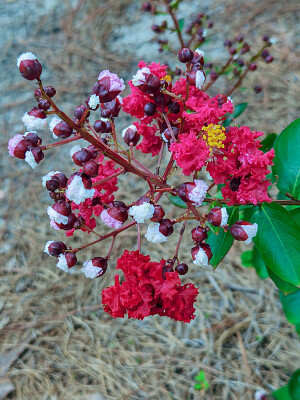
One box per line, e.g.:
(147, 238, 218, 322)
(88, 94, 100, 109)
(145, 222, 168, 244)
(44, 241, 55, 256)
(122, 124, 137, 138)
(24, 150, 38, 169)
(47, 206, 68, 225)
(193, 248, 208, 267)
(132, 67, 150, 86)
(22, 112, 47, 131)
(17, 52, 36, 67)
(227, 96, 233, 104)
(70, 145, 81, 157)
(195, 48, 205, 58)
(56, 254, 69, 272)
(220, 207, 229, 226)
(243, 223, 258, 245)
(65, 175, 95, 205)
(81, 260, 101, 279)
(42, 171, 61, 187)
(188, 179, 208, 206)
(100, 209, 122, 229)
(255, 390, 266, 400)
(129, 203, 155, 224)
(49, 116, 62, 139)
(195, 70, 206, 89)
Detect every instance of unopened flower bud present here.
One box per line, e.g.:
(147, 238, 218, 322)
(122, 125, 140, 146)
(175, 263, 189, 275)
(22, 107, 47, 131)
(144, 102, 156, 116)
(168, 101, 181, 114)
(83, 160, 99, 177)
(186, 70, 206, 89)
(101, 201, 128, 229)
(44, 241, 67, 257)
(207, 207, 229, 227)
(161, 126, 179, 143)
(178, 48, 194, 63)
(254, 85, 262, 94)
(56, 252, 77, 272)
(159, 219, 174, 237)
(92, 70, 125, 103)
(191, 243, 212, 267)
(34, 88, 42, 100)
(17, 52, 42, 80)
(46, 177, 60, 192)
(101, 95, 122, 118)
(8, 134, 36, 159)
(25, 146, 44, 168)
(71, 147, 93, 166)
(178, 179, 208, 207)
(132, 67, 161, 93)
(230, 221, 258, 244)
(93, 119, 106, 133)
(53, 121, 74, 139)
(38, 99, 51, 111)
(229, 177, 241, 192)
(150, 205, 165, 222)
(82, 257, 108, 279)
(249, 63, 257, 71)
(24, 131, 42, 146)
(191, 226, 207, 243)
(75, 105, 90, 120)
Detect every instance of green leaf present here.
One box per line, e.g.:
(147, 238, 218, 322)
(279, 290, 300, 327)
(260, 133, 277, 153)
(167, 194, 188, 209)
(290, 208, 300, 226)
(170, 0, 180, 10)
(206, 207, 239, 268)
(223, 102, 248, 127)
(267, 268, 299, 294)
(178, 18, 184, 32)
(272, 118, 300, 200)
(246, 203, 300, 286)
(241, 246, 269, 279)
(288, 369, 300, 400)
(273, 385, 293, 400)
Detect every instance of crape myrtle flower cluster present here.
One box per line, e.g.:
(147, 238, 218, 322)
(8, 48, 273, 322)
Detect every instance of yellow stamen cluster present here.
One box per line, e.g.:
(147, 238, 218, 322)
(162, 75, 172, 83)
(202, 124, 226, 149)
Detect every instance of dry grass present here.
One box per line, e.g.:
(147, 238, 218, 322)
(1, 0, 300, 399)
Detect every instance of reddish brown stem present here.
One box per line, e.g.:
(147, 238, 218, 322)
(203, 55, 234, 92)
(41, 134, 81, 150)
(173, 214, 189, 261)
(163, 0, 185, 49)
(92, 169, 125, 187)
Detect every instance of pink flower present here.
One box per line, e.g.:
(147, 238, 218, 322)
(135, 122, 162, 156)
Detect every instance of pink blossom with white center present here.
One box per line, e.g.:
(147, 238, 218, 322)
(132, 67, 150, 86)
(243, 223, 258, 245)
(17, 52, 37, 67)
(65, 175, 95, 205)
(188, 180, 208, 206)
(24, 150, 38, 169)
(42, 171, 61, 187)
(50, 219, 60, 230)
(70, 145, 82, 158)
(97, 70, 125, 93)
(47, 206, 69, 225)
(8, 134, 24, 157)
(56, 254, 69, 272)
(100, 209, 122, 229)
(49, 116, 62, 139)
(145, 222, 168, 244)
(88, 94, 100, 109)
(122, 124, 137, 138)
(22, 112, 47, 131)
(195, 70, 206, 89)
(44, 241, 55, 256)
(81, 260, 102, 279)
(192, 247, 209, 267)
(220, 207, 229, 226)
(129, 203, 155, 224)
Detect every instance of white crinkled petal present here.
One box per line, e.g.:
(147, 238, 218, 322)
(220, 207, 229, 226)
(193, 248, 209, 267)
(47, 206, 69, 225)
(195, 70, 206, 89)
(195, 48, 205, 57)
(65, 175, 95, 205)
(44, 241, 55, 256)
(100, 209, 122, 229)
(145, 222, 167, 244)
(129, 203, 155, 224)
(188, 179, 208, 206)
(56, 254, 69, 272)
(17, 52, 37, 67)
(243, 223, 258, 245)
(8, 134, 24, 157)
(70, 145, 82, 157)
(22, 113, 47, 131)
(42, 171, 61, 187)
(88, 94, 100, 109)
(81, 260, 101, 279)
(49, 116, 62, 133)
(122, 124, 137, 138)
(24, 150, 38, 169)
(50, 219, 60, 230)
(132, 67, 150, 86)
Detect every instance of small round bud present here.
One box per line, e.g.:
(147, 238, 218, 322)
(229, 48, 237, 55)
(142, 2, 152, 12)
(175, 263, 189, 275)
(46, 241, 67, 257)
(151, 24, 161, 33)
(101, 109, 112, 118)
(249, 63, 257, 71)
(52, 200, 71, 217)
(265, 55, 274, 63)
(86, 145, 100, 158)
(83, 160, 99, 177)
(28, 107, 47, 119)
(236, 34, 244, 42)
(122, 125, 139, 146)
(144, 102, 156, 116)
(93, 119, 106, 133)
(262, 35, 269, 42)
(191, 226, 207, 243)
(53, 121, 74, 139)
(24, 131, 42, 146)
(207, 207, 229, 227)
(64, 252, 77, 268)
(224, 39, 233, 47)
(150, 205, 165, 222)
(53, 172, 68, 188)
(38, 99, 51, 111)
(72, 148, 93, 166)
(34, 88, 42, 100)
(159, 219, 174, 237)
(254, 85, 262, 94)
(44, 86, 56, 97)
(178, 48, 194, 63)
(18, 53, 42, 80)
(230, 221, 258, 244)
(161, 126, 179, 143)
(168, 101, 181, 114)
(46, 177, 60, 192)
(74, 105, 90, 120)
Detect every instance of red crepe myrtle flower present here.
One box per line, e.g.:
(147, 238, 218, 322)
(17, 52, 42, 80)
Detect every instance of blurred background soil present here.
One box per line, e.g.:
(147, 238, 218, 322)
(0, 0, 300, 399)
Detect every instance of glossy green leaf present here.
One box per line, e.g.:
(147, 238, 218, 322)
(206, 207, 239, 268)
(273, 385, 292, 400)
(260, 133, 277, 153)
(178, 18, 184, 32)
(290, 208, 300, 226)
(241, 246, 268, 279)
(272, 118, 300, 200)
(279, 290, 300, 326)
(267, 268, 298, 294)
(223, 102, 248, 127)
(246, 203, 300, 286)
(167, 194, 188, 209)
(288, 369, 300, 400)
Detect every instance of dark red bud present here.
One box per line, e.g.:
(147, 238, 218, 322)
(44, 86, 56, 97)
(19, 59, 42, 80)
(53, 172, 68, 188)
(46, 177, 60, 192)
(83, 160, 99, 177)
(48, 241, 67, 257)
(107, 201, 128, 223)
(25, 132, 42, 146)
(64, 252, 77, 268)
(159, 219, 174, 237)
(58, 213, 77, 230)
(191, 226, 207, 243)
(53, 121, 74, 139)
(123, 128, 140, 147)
(34, 88, 42, 100)
(151, 205, 165, 222)
(28, 107, 47, 119)
(30, 147, 44, 164)
(254, 85, 262, 94)
(178, 48, 194, 63)
(93, 120, 106, 133)
(72, 148, 93, 166)
(175, 263, 189, 275)
(91, 257, 108, 276)
(168, 101, 181, 114)
(207, 207, 222, 226)
(38, 99, 51, 111)
(144, 102, 156, 116)
(52, 200, 71, 217)
(162, 265, 173, 279)
(75, 105, 90, 120)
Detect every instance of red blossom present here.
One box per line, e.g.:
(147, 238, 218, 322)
(135, 122, 163, 156)
(101, 250, 198, 322)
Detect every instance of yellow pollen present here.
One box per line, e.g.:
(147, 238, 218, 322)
(162, 75, 172, 83)
(202, 124, 226, 150)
